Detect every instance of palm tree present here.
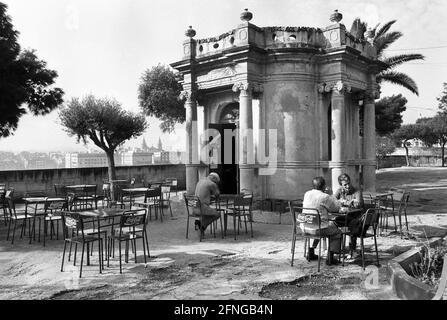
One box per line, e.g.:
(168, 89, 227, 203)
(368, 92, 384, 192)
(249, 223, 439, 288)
(350, 18, 424, 95)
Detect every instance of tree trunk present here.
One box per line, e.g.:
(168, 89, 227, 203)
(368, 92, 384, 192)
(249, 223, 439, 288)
(404, 142, 410, 167)
(442, 142, 445, 167)
(106, 150, 117, 200)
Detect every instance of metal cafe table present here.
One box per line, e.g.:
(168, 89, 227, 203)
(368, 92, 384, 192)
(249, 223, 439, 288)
(65, 184, 98, 209)
(120, 187, 150, 209)
(77, 208, 127, 270)
(23, 196, 66, 244)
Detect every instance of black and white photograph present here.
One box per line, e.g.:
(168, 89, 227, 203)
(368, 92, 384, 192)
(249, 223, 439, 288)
(1, 0, 446, 309)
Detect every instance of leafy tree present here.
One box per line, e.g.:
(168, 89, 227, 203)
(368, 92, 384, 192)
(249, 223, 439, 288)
(138, 64, 185, 133)
(437, 82, 447, 113)
(376, 135, 396, 169)
(350, 19, 424, 95)
(59, 95, 148, 191)
(416, 114, 447, 167)
(392, 124, 425, 166)
(375, 94, 407, 135)
(0, 2, 64, 138)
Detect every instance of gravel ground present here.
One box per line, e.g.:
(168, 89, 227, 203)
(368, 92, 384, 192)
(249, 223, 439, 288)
(1, 166, 447, 300)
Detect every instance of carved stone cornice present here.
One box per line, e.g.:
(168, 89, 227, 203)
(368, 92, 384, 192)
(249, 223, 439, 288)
(317, 81, 351, 94)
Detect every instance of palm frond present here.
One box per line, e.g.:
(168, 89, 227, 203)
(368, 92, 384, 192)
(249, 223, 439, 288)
(374, 20, 397, 39)
(377, 71, 419, 95)
(374, 31, 403, 57)
(382, 53, 425, 68)
(370, 23, 380, 37)
(350, 17, 368, 39)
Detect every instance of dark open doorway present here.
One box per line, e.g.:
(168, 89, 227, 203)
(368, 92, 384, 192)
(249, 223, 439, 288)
(208, 123, 238, 194)
(208, 102, 239, 194)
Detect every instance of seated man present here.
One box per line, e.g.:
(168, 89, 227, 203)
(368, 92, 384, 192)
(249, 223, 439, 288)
(333, 173, 365, 257)
(301, 176, 343, 265)
(194, 172, 222, 234)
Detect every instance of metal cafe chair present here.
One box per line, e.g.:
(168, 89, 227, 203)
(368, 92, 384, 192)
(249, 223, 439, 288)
(1, 184, 8, 225)
(134, 188, 162, 222)
(342, 208, 381, 270)
(376, 193, 397, 235)
(160, 185, 173, 218)
(165, 178, 178, 196)
(43, 198, 68, 246)
(289, 204, 329, 272)
(60, 212, 105, 278)
(184, 194, 223, 241)
(24, 191, 48, 244)
(5, 190, 32, 244)
(225, 193, 254, 240)
(107, 209, 149, 273)
(396, 192, 410, 238)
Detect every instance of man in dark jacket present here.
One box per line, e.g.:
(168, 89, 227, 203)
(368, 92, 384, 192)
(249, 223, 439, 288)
(333, 173, 366, 259)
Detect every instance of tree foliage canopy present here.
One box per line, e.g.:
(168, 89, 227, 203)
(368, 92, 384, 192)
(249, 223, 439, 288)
(350, 18, 424, 95)
(138, 64, 185, 133)
(59, 95, 148, 153)
(375, 94, 407, 136)
(392, 123, 425, 145)
(416, 114, 447, 147)
(437, 82, 447, 113)
(0, 2, 64, 138)
(376, 135, 396, 160)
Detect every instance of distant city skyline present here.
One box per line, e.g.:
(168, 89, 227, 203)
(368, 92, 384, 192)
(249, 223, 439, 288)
(0, 0, 446, 153)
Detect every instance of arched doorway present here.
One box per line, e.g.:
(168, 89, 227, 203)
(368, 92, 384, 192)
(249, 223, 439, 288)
(208, 102, 239, 194)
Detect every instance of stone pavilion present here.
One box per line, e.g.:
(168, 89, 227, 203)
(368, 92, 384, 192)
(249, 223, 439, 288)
(171, 9, 384, 199)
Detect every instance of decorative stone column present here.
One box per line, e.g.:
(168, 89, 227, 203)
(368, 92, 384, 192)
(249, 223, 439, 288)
(317, 83, 328, 162)
(181, 90, 199, 195)
(362, 89, 379, 192)
(181, 26, 199, 195)
(233, 82, 255, 194)
(329, 81, 351, 191)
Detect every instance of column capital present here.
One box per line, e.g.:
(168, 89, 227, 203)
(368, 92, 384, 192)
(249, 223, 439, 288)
(317, 81, 351, 94)
(180, 90, 197, 103)
(232, 82, 263, 96)
(364, 88, 380, 102)
(332, 80, 352, 95)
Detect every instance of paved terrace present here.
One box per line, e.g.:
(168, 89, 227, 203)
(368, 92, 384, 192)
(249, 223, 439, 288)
(1, 167, 447, 300)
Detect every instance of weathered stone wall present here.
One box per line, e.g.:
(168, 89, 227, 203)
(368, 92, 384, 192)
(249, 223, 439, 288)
(262, 74, 320, 200)
(0, 164, 186, 199)
(379, 156, 445, 168)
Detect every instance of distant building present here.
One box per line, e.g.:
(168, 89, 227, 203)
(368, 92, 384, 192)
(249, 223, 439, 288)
(121, 151, 153, 166)
(65, 152, 121, 168)
(157, 137, 163, 151)
(141, 137, 150, 152)
(24, 156, 58, 170)
(153, 151, 171, 164)
(167, 151, 186, 164)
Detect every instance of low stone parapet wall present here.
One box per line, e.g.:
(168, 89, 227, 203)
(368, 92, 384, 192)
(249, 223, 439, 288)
(0, 164, 186, 199)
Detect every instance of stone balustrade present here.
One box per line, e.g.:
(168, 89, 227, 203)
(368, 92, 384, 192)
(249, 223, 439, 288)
(193, 24, 375, 59)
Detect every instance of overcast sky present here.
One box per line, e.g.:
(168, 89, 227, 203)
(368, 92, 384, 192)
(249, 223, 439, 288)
(1, 0, 446, 152)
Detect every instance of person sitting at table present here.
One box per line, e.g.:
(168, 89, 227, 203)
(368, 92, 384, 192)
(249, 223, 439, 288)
(301, 176, 345, 265)
(193, 172, 221, 234)
(333, 173, 365, 258)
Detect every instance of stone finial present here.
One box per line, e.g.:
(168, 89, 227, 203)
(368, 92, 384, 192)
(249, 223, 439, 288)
(364, 27, 374, 44)
(185, 26, 196, 38)
(330, 9, 343, 23)
(240, 8, 253, 22)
